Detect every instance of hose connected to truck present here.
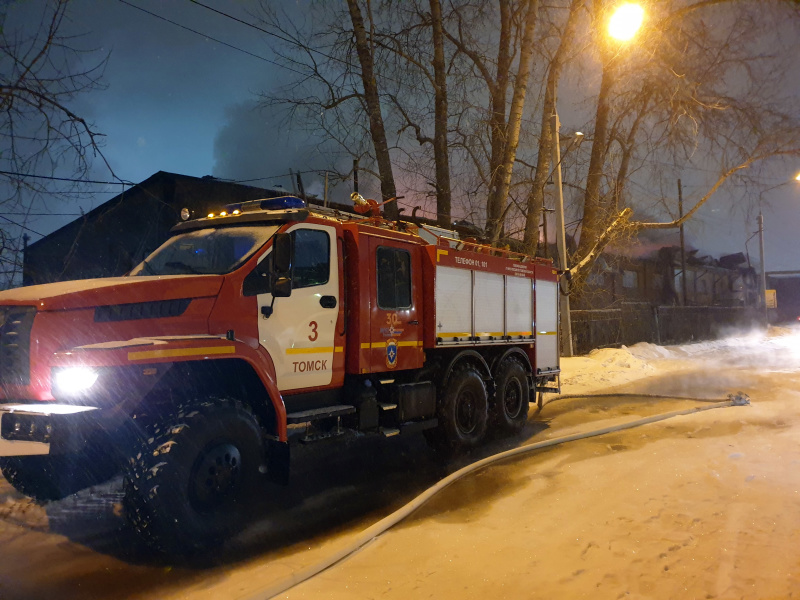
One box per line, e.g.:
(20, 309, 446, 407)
(251, 392, 750, 600)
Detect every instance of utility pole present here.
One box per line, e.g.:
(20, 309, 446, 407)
(678, 179, 687, 305)
(757, 210, 768, 325)
(551, 108, 573, 357)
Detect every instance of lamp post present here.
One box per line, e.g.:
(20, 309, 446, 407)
(551, 104, 584, 357)
(552, 2, 644, 357)
(551, 106, 574, 357)
(757, 208, 768, 325)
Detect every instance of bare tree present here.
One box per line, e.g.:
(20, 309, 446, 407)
(567, 0, 800, 285)
(0, 0, 109, 286)
(257, 0, 800, 290)
(521, 0, 586, 254)
(345, 0, 400, 219)
(255, 1, 404, 218)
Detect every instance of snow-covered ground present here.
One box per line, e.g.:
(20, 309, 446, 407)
(1, 327, 799, 599)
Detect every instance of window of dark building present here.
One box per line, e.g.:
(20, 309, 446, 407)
(377, 247, 411, 309)
(587, 271, 605, 286)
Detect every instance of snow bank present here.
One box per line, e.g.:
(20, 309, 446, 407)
(558, 326, 800, 396)
(559, 345, 655, 395)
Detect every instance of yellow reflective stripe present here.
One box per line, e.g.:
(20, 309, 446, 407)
(439, 332, 470, 338)
(334, 347, 344, 353)
(361, 341, 423, 349)
(537, 331, 558, 336)
(437, 249, 449, 262)
(128, 345, 235, 361)
(286, 347, 335, 354)
(508, 331, 533, 336)
(476, 332, 503, 337)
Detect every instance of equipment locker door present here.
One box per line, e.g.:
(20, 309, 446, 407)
(255, 223, 341, 390)
(367, 237, 423, 372)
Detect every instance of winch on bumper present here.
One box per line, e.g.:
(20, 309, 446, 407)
(0, 404, 99, 457)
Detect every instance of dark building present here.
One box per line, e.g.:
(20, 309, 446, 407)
(573, 247, 758, 310)
(23, 171, 292, 285)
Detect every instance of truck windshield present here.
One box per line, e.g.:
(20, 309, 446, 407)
(129, 225, 278, 276)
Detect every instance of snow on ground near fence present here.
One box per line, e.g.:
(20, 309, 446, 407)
(559, 325, 799, 396)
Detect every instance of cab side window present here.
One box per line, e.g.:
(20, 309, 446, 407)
(292, 229, 330, 289)
(377, 247, 411, 309)
(242, 228, 330, 296)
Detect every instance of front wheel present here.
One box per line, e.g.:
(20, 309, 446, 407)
(425, 363, 488, 455)
(123, 398, 265, 555)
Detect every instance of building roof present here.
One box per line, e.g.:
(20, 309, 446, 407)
(26, 171, 287, 252)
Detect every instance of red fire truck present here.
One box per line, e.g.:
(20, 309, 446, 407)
(0, 196, 560, 553)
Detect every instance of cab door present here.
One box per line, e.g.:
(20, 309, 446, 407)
(368, 237, 423, 372)
(255, 223, 341, 391)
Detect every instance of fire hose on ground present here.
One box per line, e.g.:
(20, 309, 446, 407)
(249, 392, 751, 600)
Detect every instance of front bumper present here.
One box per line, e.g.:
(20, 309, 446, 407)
(0, 404, 98, 457)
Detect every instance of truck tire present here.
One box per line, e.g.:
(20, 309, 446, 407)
(123, 398, 264, 555)
(425, 363, 488, 454)
(0, 449, 119, 502)
(490, 358, 530, 433)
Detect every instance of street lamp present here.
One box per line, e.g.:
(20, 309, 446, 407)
(608, 3, 646, 41)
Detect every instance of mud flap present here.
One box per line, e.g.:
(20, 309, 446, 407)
(267, 439, 290, 485)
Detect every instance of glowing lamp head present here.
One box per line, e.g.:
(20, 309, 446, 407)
(180, 207, 191, 221)
(54, 367, 99, 396)
(608, 3, 645, 42)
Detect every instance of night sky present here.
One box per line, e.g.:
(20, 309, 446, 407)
(11, 0, 800, 273)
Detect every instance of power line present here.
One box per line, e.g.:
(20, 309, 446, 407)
(1, 170, 128, 185)
(185, 0, 429, 95)
(116, 0, 305, 75)
(231, 168, 340, 184)
(1, 167, 333, 190)
(0, 215, 44, 237)
(187, 0, 350, 69)
(2, 212, 84, 217)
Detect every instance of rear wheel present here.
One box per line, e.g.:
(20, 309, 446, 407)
(425, 363, 488, 454)
(490, 358, 530, 433)
(123, 398, 265, 555)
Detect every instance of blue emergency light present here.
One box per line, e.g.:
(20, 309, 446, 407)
(224, 196, 306, 215)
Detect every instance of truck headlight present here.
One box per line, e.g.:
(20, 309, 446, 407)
(53, 367, 99, 395)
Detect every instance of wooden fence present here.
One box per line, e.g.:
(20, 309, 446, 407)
(570, 303, 762, 355)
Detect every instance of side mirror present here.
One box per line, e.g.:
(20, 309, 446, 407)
(271, 276, 292, 298)
(272, 233, 292, 274)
